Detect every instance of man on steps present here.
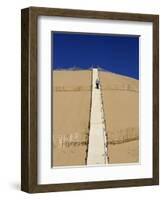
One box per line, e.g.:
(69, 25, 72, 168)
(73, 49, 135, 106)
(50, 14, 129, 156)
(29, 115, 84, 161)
(96, 78, 100, 89)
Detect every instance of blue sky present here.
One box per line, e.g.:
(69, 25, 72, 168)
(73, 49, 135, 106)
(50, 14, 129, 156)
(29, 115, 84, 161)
(52, 32, 139, 79)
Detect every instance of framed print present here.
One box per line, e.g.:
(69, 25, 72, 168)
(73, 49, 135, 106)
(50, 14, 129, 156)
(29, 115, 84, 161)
(21, 7, 159, 193)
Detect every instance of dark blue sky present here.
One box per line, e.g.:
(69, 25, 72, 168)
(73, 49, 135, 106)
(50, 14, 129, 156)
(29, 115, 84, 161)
(52, 32, 139, 79)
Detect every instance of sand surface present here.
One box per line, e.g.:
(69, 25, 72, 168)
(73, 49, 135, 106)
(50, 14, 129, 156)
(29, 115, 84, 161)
(53, 70, 91, 166)
(53, 69, 139, 166)
(99, 71, 139, 164)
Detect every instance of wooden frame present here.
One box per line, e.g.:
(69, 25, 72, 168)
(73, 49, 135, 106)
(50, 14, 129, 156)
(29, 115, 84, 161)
(21, 7, 159, 193)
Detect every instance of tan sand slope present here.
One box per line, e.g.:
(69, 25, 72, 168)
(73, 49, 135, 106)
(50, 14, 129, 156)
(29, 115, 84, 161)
(53, 70, 91, 167)
(99, 71, 139, 164)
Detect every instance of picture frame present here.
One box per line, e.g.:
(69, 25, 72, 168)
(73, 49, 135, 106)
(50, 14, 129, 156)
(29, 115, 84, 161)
(21, 7, 159, 193)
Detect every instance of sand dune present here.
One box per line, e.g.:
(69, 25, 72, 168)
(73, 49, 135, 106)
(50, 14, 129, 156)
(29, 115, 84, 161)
(53, 70, 91, 166)
(53, 69, 139, 166)
(99, 71, 139, 163)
